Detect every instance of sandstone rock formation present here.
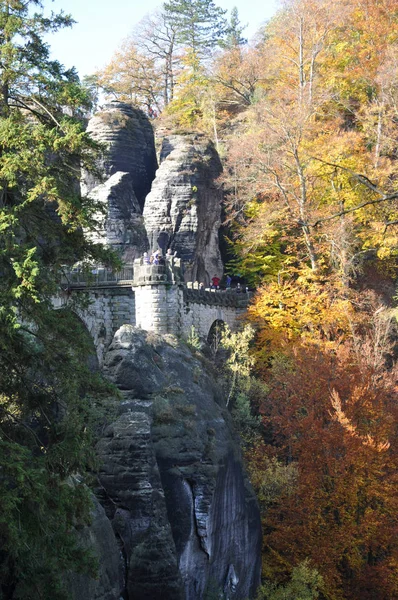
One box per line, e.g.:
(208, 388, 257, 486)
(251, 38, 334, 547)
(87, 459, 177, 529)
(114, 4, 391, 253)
(143, 134, 224, 285)
(87, 171, 148, 261)
(93, 326, 261, 600)
(81, 102, 158, 260)
(83, 106, 224, 281)
(83, 102, 157, 209)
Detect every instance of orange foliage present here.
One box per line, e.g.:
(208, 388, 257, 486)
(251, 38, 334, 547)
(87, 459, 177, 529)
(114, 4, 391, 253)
(215, 1, 398, 598)
(249, 340, 398, 600)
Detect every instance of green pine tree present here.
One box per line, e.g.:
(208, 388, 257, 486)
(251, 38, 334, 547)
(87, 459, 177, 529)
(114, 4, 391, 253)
(163, 0, 227, 56)
(0, 2, 116, 597)
(221, 7, 247, 48)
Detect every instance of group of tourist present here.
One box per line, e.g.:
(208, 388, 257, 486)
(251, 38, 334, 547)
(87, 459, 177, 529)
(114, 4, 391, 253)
(143, 248, 177, 265)
(148, 107, 158, 119)
(210, 274, 247, 292)
(142, 251, 247, 292)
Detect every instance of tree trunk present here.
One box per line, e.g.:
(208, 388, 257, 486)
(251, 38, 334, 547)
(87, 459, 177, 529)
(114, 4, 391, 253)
(294, 148, 318, 271)
(298, 16, 305, 105)
(374, 102, 383, 168)
(0, 2, 11, 116)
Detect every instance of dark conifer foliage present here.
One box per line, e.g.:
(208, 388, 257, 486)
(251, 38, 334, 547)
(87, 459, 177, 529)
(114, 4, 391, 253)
(0, 2, 115, 597)
(163, 0, 228, 55)
(221, 6, 247, 49)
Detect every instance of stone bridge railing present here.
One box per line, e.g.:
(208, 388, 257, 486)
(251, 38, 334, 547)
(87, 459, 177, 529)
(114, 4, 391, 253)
(183, 286, 251, 308)
(58, 260, 252, 353)
(61, 264, 135, 288)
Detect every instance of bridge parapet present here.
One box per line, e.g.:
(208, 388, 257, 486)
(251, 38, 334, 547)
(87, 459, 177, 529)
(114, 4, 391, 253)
(61, 264, 134, 289)
(57, 259, 251, 350)
(183, 286, 251, 308)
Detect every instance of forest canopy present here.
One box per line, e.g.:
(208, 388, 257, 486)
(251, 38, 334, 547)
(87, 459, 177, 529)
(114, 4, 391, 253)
(1, 0, 398, 598)
(97, 0, 398, 597)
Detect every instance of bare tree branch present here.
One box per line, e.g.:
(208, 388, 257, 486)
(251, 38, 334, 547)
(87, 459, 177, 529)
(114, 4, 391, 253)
(309, 156, 398, 227)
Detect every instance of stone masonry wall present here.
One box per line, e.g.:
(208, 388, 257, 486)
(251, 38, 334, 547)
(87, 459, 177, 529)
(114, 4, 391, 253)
(134, 284, 184, 336)
(55, 266, 249, 359)
(181, 298, 246, 340)
(54, 288, 136, 366)
(134, 282, 247, 341)
(182, 287, 249, 340)
(135, 285, 168, 335)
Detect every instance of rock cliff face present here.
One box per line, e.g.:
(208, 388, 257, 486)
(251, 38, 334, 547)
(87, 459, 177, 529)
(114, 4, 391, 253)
(81, 102, 158, 260)
(91, 326, 261, 600)
(83, 102, 158, 209)
(143, 134, 224, 284)
(87, 171, 148, 262)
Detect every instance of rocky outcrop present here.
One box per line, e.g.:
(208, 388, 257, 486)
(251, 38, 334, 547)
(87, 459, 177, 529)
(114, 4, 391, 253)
(65, 495, 124, 600)
(87, 171, 148, 261)
(143, 134, 224, 285)
(81, 102, 157, 260)
(82, 107, 224, 280)
(83, 102, 158, 210)
(94, 326, 261, 600)
(96, 408, 183, 600)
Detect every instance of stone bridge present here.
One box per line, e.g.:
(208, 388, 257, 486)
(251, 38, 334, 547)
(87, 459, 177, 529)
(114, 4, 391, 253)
(55, 259, 250, 364)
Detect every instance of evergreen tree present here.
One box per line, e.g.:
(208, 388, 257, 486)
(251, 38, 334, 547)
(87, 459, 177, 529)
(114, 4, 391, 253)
(222, 6, 247, 48)
(163, 0, 227, 56)
(0, 1, 115, 597)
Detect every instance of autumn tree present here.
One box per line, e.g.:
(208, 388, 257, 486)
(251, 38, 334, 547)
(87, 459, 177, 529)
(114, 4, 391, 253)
(96, 38, 163, 111)
(217, 3, 398, 599)
(250, 329, 398, 600)
(99, 0, 228, 114)
(135, 9, 179, 106)
(222, 0, 398, 315)
(213, 45, 264, 111)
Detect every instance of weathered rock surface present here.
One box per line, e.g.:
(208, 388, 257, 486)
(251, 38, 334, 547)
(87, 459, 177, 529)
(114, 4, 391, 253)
(65, 495, 124, 600)
(143, 134, 224, 284)
(94, 326, 261, 600)
(87, 171, 148, 261)
(96, 408, 183, 600)
(83, 102, 158, 210)
(82, 109, 225, 279)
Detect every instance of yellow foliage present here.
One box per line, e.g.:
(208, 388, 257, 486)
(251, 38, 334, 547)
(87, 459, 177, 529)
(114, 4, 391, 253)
(248, 267, 356, 355)
(96, 38, 162, 110)
(163, 49, 210, 129)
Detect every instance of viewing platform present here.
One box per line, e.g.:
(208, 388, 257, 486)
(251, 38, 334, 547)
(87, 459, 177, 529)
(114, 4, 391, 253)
(61, 264, 135, 289)
(56, 259, 252, 363)
(61, 261, 251, 302)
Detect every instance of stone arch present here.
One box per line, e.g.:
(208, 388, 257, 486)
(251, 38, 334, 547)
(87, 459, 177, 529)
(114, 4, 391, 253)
(207, 319, 226, 353)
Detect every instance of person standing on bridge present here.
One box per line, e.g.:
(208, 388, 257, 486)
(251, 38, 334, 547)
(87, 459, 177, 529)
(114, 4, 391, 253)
(211, 275, 220, 289)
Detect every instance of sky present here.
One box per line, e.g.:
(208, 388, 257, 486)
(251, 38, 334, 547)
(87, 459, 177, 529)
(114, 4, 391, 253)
(42, 0, 280, 79)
